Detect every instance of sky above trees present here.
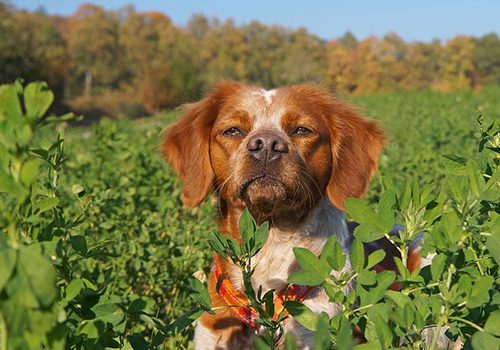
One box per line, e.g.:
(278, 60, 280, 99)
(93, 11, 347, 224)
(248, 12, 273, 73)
(13, 0, 500, 42)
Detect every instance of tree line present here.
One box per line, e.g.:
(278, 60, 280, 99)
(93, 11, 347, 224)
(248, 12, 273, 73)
(1, 2, 500, 118)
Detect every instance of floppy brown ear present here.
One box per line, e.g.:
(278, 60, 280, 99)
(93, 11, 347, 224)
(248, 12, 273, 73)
(162, 81, 241, 207)
(326, 99, 385, 211)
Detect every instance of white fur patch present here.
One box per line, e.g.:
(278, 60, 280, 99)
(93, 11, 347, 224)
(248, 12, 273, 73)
(194, 322, 220, 349)
(261, 89, 276, 104)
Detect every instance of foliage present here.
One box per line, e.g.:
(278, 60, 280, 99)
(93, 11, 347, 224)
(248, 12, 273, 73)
(2, 3, 500, 119)
(0, 80, 207, 349)
(1, 81, 499, 349)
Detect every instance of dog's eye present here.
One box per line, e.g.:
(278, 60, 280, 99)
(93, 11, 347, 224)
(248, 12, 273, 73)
(223, 127, 244, 137)
(292, 126, 313, 135)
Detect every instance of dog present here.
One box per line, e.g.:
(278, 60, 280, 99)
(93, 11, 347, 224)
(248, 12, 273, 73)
(162, 81, 426, 349)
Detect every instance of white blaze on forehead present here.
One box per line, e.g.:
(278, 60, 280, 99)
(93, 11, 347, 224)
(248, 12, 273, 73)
(251, 88, 277, 105)
(252, 104, 285, 131)
(261, 89, 276, 104)
(244, 88, 284, 132)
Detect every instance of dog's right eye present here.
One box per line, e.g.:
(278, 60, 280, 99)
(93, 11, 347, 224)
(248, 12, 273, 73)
(223, 127, 244, 137)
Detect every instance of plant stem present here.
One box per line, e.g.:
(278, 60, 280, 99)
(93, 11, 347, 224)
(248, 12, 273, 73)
(448, 317, 484, 332)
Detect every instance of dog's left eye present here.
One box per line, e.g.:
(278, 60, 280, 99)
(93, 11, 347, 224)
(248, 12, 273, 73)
(223, 127, 244, 136)
(292, 126, 313, 135)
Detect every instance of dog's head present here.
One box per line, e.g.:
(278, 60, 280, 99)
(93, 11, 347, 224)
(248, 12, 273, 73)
(162, 81, 384, 222)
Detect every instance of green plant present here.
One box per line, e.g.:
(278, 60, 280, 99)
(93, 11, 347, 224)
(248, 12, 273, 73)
(1, 80, 498, 349)
(0, 81, 175, 349)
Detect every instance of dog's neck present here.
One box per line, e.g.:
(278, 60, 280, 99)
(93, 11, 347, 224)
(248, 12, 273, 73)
(217, 197, 352, 292)
(218, 197, 351, 249)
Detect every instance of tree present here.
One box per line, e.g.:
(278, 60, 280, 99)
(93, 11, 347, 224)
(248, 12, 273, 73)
(338, 31, 358, 49)
(67, 4, 121, 96)
(378, 33, 408, 91)
(242, 21, 286, 87)
(274, 27, 328, 86)
(435, 36, 475, 91)
(473, 33, 500, 87)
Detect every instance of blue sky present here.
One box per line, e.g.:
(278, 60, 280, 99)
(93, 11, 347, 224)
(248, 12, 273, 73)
(12, 0, 500, 42)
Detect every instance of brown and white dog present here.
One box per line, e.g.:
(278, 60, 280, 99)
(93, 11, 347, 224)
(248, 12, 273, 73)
(162, 82, 420, 349)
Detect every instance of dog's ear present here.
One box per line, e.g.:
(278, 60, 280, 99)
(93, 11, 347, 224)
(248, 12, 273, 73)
(162, 81, 241, 207)
(325, 98, 385, 211)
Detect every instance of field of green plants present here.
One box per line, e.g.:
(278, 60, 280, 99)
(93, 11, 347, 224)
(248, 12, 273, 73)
(0, 81, 498, 349)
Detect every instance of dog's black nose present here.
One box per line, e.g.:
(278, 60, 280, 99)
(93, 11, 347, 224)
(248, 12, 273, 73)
(247, 131, 288, 163)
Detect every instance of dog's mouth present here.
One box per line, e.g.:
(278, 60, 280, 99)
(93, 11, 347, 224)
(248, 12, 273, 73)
(239, 174, 265, 198)
(239, 175, 288, 214)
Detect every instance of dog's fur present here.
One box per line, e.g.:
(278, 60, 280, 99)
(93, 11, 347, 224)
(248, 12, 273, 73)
(162, 81, 410, 349)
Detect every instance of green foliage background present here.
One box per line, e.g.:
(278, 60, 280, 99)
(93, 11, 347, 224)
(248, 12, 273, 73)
(0, 81, 498, 349)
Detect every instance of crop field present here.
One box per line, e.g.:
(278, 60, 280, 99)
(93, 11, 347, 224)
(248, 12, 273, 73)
(0, 82, 499, 349)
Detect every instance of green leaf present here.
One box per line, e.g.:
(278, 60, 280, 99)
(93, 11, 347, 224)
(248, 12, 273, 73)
(283, 301, 318, 331)
(484, 311, 500, 337)
(365, 249, 386, 270)
(288, 270, 325, 287)
(486, 235, 500, 266)
(468, 276, 494, 308)
(472, 331, 500, 350)
(17, 244, 57, 307)
(289, 247, 330, 285)
(254, 336, 272, 350)
(366, 304, 393, 347)
(293, 247, 324, 272)
(91, 302, 124, 325)
(30, 148, 49, 160)
(430, 253, 446, 281)
(466, 160, 481, 197)
(336, 320, 353, 350)
(0, 171, 28, 201)
(357, 269, 377, 285)
(0, 83, 23, 120)
(253, 221, 269, 253)
(312, 313, 330, 350)
(399, 180, 412, 211)
(70, 235, 88, 256)
(384, 290, 412, 307)
(321, 235, 345, 271)
(377, 190, 395, 231)
(239, 207, 255, 246)
(72, 184, 85, 197)
(127, 333, 148, 350)
(128, 299, 148, 314)
(65, 279, 83, 301)
(165, 308, 204, 333)
(345, 198, 379, 224)
(264, 290, 274, 317)
(0, 242, 17, 290)
(186, 277, 212, 310)
(349, 239, 365, 272)
(369, 271, 396, 304)
(442, 154, 467, 166)
(207, 236, 226, 258)
(34, 197, 59, 214)
(353, 223, 385, 242)
(24, 82, 54, 121)
(19, 159, 40, 186)
(46, 324, 68, 350)
(353, 342, 382, 350)
(284, 333, 298, 350)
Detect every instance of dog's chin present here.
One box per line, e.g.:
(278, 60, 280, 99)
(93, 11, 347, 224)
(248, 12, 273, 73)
(240, 177, 287, 216)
